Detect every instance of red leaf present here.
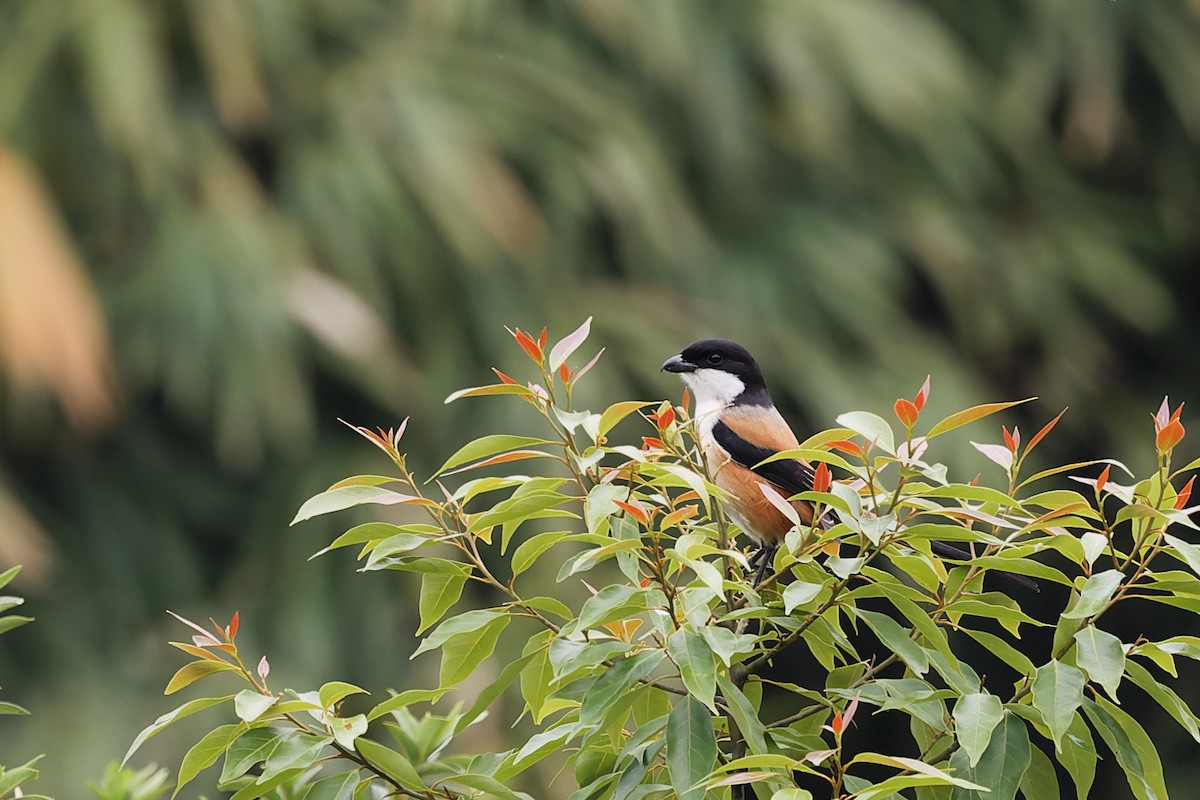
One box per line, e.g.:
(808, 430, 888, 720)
(513, 328, 543, 362)
(826, 439, 863, 457)
(661, 505, 699, 529)
(614, 500, 650, 525)
(1026, 408, 1067, 455)
(681, 387, 690, 410)
(813, 462, 832, 493)
(559, 364, 571, 383)
(228, 611, 239, 639)
(1095, 464, 1111, 492)
(1175, 476, 1195, 510)
(447, 449, 555, 474)
(1157, 419, 1186, 453)
(830, 711, 845, 736)
(655, 405, 676, 429)
(641, 436, 664, 451)
(914, 375, 931, 412)
(538, 327, 548, 349)
(894, 398, 919, 428)
(1002, 426, 1016, 453)
(492, 368, 518, 385)
(1171, 401, 1186, 425)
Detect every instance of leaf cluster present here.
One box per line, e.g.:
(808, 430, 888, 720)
(0, 565, 49, 799)
(128, 323, 1200, 799)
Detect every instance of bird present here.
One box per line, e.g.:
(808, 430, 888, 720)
(662, 338, 1037, 589)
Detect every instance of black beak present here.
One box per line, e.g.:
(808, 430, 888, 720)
(661, 354, 697, 373)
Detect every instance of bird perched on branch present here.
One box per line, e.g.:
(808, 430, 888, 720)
(662, 338, 1036, 590)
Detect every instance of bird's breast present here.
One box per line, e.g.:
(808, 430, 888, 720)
(705, 441, 800, 544)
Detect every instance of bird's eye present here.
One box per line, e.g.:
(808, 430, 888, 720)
(707, 353, 723, 365)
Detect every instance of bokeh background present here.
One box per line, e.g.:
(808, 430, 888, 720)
(2, 1, 1200, 796)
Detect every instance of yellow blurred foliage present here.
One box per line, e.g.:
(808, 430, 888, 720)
(0, 141, 117, 428)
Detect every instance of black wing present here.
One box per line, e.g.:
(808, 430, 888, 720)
(712, 421, 835, 530)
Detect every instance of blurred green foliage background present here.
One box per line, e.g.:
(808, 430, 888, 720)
(2, 0, 1200, 795)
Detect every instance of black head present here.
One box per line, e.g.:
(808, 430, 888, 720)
(661, 339, 771, 406)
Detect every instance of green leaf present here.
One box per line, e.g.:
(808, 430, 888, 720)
(0, 565, 20, 590)
(1072, 627, 1124, 700)
(1019, 744, 1062, 800)
(413, 609, 504, 656)
(1124, 659, 1200, 742)
(716, 673, 768, 755)
(961, 629, 1035, 677)
(666, 628, 717, 711)
(1082, 696, 1168, 800)
(0, 614, 33, 634)
(299, 770, 359, 800)
(220, 728, 283, 783)
(291, 485, 424, 525)
(783, 581, 824, 614)
(835, 410, 895, 454)
(1032, 660, 1086, 750)
(952, 693, 1004, 767)
(354, 738, 426, 792)
(469, 490, 577, 536)
(175, 723, 244, 797)
(164, 660, 240, 695)
(598, 400, 656, 437)
(447, 773, 530, 800)
(319, 681, 368, 710)
(417, 571, 468, 635)
(310, 522, 432, 560)
(0, 701, 30, 715)
(1058, 711, 1097, 800)
(519, 630, 557, 723)
(234, 689, 278, 722)
(439, 615, 509, 688)
(1062, 569, 1122, 619)
(947, 713, 1030, 800)
(454, 647, 537, 737)
(330, 714, 367, 750)
(228, 767, 305, 800)
(0, 758, 41, 798)
(261, 732, 332, 779)
(666, 696, 717, 800)
(364, 689, 448, 722)
(511, 530, 569, 579)
(1163, 532, 1200, 576)
(853, 608, 929, 675)
(434, 434, 558, 476)
(574, 585, 652, 632)
(123, 695, 235, 765)
(580, 651, 663, 727)
(850, 753, 988, 791)
(926, 398, 1035, 439)
(443, 383, 534, 404)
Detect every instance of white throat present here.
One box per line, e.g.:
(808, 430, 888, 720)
(681, 368, 745, 442)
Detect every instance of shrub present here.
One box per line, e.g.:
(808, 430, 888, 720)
(125, 320, 1199, 799)
(1, 565, 49, 799)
